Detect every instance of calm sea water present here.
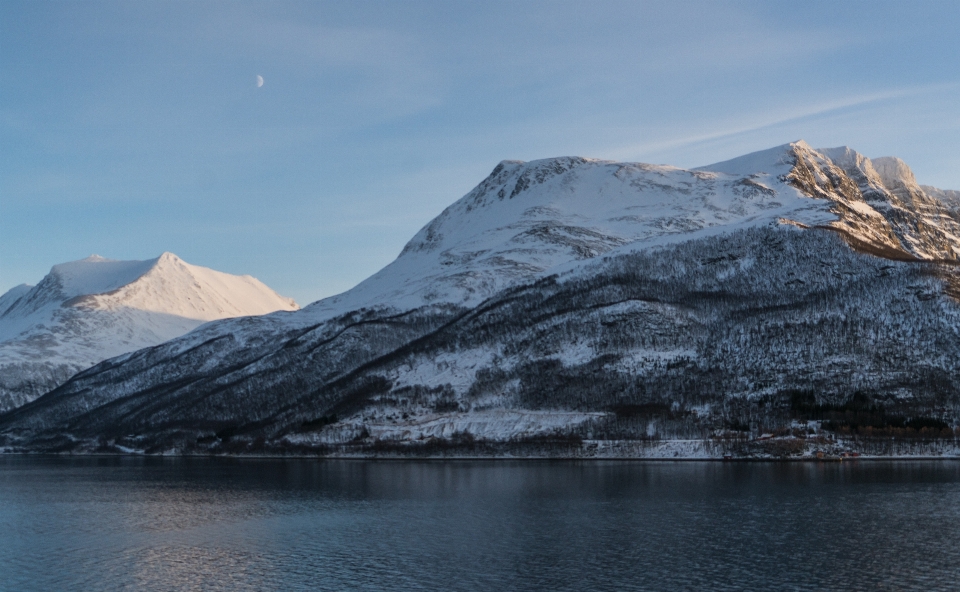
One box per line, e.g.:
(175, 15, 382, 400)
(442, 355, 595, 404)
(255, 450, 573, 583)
(1, 457, 959, 591)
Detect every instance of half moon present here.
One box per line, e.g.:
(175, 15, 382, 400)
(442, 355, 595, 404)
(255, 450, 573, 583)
(256, 75, 264, 88)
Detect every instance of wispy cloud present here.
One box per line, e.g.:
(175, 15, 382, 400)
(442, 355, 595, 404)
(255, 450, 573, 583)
(612, 82, 960, 164)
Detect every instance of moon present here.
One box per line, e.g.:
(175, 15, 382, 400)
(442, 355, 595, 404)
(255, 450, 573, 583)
(256, 75, 264, 88)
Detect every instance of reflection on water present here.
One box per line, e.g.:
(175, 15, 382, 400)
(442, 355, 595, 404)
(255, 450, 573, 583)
(1, 457, 959, 591)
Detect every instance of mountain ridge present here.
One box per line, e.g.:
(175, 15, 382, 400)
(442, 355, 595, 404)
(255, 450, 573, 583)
(3, 141, 960, 458)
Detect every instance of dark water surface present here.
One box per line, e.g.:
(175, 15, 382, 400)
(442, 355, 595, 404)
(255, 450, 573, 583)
(1, 457, 959, 591)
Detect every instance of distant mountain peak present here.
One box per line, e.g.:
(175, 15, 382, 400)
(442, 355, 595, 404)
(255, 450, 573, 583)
(871, 156, 919, 191)
(0, 253, 299, 411)
(156, 251, 181, 262)
(818, 146, 872, 170)
(47, 255, 156, 301)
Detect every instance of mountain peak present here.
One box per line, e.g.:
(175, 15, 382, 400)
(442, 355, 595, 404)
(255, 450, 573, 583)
(871, 156, 919, 191)
(86, 254, 300, 320)
(0, 253, 300, 411)
(5, 253, 299, 327)
(695, 140, 808, 175)
(816, 146, 887, 195)
(49, 256, 156, 300)
(819, 146, 868, 167)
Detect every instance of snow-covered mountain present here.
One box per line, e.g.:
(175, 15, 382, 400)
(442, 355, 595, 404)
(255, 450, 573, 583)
(269, 140, 960, 321)
(2, 141, 959, 458)
(0, 253, 299, 411)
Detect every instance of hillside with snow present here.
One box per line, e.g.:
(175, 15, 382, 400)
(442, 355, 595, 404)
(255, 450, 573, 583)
(0, 253, 298, 411)
(2, 141, 960, 458)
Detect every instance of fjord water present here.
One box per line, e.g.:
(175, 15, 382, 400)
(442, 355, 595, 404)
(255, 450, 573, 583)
(1, 458, 959, 591)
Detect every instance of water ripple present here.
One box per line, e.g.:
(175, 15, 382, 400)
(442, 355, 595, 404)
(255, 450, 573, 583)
(1, 458, 959, 591)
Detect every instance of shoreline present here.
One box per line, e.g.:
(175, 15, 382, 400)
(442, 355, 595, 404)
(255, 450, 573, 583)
(2, 451, 959, 462)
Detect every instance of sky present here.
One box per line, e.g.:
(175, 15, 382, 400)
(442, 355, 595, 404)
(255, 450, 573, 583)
(2, 0, 959, 305)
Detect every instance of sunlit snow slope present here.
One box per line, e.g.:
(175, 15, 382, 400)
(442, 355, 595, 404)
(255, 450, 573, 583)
(308, 140, 960, 320)
(0, 253, 299, 411)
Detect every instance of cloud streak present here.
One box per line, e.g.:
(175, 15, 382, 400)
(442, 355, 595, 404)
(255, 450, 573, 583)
(613, 82, 960, 164)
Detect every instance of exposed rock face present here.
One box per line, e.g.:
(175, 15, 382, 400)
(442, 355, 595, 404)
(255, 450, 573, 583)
(2, 142, 959, 457)
(786, 144, 960, 261)
(922, 185, 960, 210)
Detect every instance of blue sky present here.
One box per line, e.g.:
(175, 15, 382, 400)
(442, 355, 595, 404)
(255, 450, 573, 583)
(2, 0, 959, 305)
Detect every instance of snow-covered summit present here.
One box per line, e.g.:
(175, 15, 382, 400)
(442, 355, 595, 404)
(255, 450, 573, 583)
(303, 140, 960, 324)
(0, 253, 298, 411)
(695, 140, 804, 175)
(307, 142, 835, 321)
(52, 254, 155, 298)
(1, 256, 157, 324)
(872, 156, 919, 191)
